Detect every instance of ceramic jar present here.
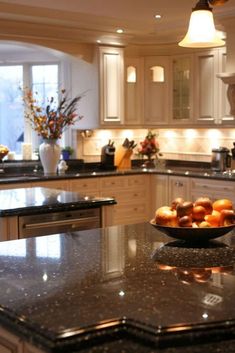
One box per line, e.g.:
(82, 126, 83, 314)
(39, 139, 61, 176)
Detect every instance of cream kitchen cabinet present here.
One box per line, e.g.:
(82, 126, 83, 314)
(0, 180, 69, 191)
(100, 174, 151, 225)
(0, 175, 151, 229)
(69, 177, 100, 195)
(23, 343, 45, 353)
(170, 53, 194, 125)
(0, 182, 31, 190)
(190, 178, 235, 204)
(31, 179, 69, 191)
(0, 326, 44, 353)
(150, 174, 192, 217)
(124, 48, 229, 128)
(150, 174, 169, 216)
(0, 326, 23, 353)
(144, 56, 170, 126)
(170, 48, 228, 127)
(168, 175, 190, 203)
(124, 55, 170, 126)
(124, 57, 144, 126)
(99, 46, 124, 127)
(194, 47, 229, 125)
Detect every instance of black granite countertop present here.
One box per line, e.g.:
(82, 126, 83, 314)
(0, 159, 235, 183)
(0, 163, 235, 183)
(0, 187, 116, 216)
(1, 223, 235, 352)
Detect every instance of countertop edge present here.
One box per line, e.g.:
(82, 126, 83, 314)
(0, 168, 234, 184)
(2, 310, 235, 352)
(0, 198, 116, 217)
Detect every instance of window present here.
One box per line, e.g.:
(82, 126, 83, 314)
(0, 65, 23, 153)
(0, 63, 59, 156)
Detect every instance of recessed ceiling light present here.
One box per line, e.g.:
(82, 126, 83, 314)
(116, 28, 124, 34)
(155, 14, 161, 19)
(96, 40, 101, 43)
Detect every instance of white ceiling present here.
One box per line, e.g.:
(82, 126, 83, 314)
(0, 0, 235, 47)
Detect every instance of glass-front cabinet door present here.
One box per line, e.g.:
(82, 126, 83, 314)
(171, 54, 194, 124)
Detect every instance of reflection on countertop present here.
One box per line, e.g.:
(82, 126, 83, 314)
(0, 187, 116, 216)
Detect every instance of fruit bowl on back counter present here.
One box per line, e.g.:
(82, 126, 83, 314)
(150, 220, 235, 242)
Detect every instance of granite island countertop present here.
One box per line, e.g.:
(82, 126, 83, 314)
(1, 223, 235, 352)
(0, 187, 116, 216)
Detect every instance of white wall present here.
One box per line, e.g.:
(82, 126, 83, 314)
(70, 55, 99, 130)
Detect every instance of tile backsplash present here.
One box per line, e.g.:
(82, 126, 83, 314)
(76, 128, 235, 163)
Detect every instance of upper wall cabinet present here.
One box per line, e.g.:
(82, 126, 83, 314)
(100, 47, 229, 128)
(124, 56, 170, 127)
(124, 57, 144, 126)
(170, 48, 229, 127)
(144, 56, 170, 126)
(99, 46, 124, 126)
(194, 47, 230, 125)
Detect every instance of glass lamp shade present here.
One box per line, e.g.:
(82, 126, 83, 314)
(179, 9, 225, 48)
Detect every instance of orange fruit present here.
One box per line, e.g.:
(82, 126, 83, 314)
(205, 210, 221, 227)
(212, 199, 233, 212)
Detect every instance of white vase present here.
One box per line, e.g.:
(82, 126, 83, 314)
(39, 139, 61, 176)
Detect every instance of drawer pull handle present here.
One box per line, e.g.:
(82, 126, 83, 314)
(175, 181, 183, 187)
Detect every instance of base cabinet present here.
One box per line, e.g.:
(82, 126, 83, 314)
(100, 175, 151, 225)
(69, 178, 100, 195)
(150, 175, 235, 217)
(150, 175, 169, 215)
(190, 178, 235, 204)
(23, 343, 44, 353)
(30, 180, 69, 190)
(0, 327, 44, 353)
(0, 175, 234, 237)
(0, 327, 23, 353)
(168, 176, 190, 203)
(150, 175, 190, 216)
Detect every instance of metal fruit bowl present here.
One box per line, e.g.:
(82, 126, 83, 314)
(150, 219, 235, 242)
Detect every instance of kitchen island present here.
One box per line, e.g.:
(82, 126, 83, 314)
(1, 222, 235, 352)
(0, 187, 116, 241)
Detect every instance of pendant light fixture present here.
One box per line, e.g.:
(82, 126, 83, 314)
(178, 0, 228, 48)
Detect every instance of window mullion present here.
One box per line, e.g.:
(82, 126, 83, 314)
(23, 63, 33, 144)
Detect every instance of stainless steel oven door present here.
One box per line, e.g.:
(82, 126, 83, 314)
(18, 208, 101, 238)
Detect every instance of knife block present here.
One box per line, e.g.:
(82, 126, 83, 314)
(115, 146, 133, 170)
